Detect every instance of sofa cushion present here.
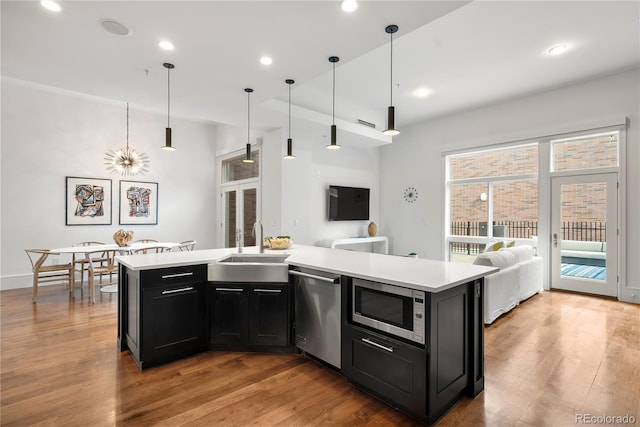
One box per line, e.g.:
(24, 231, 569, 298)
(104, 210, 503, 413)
(473, 250, 516, 269)
(483, 241, 504, 252)
(500, 245, 534, 263)
(561, 240, 603, 252)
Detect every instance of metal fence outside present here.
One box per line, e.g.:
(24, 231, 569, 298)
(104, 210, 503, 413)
(450, 220, 605, 255)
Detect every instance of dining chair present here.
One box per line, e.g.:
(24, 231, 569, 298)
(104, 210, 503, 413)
(25, 249, 74, 303)
(178, 240, 196, 251)
(134, 239, 158, 243)
(133, 246, 172, 255)
(85, 249, 119, 304)
(73, 241, 107, 297)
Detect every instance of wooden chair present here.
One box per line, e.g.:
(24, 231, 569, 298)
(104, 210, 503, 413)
(85, 249, 119, 304)
(134, 239, 158, 243)
(72, 241, 107, 297)
(178, 240, 196, 251)
(133, 246, 172, 255)
(25, 249, 73, 303)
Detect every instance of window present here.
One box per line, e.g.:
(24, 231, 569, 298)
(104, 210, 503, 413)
(221, 150, 260, 183)
(552, 131, 618, 172)
(446, 144, 538, 262)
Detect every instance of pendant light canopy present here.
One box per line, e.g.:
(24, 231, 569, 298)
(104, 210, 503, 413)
(327, 56, 341, 150)
(243, 88, 255, 164)
(382, 25, 400, 136)
(105, 102, 150, 176)
(283, 79, 296, 160)
(162, 62, 176, 150)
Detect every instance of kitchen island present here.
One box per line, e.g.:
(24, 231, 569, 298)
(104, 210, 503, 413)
(116, 244, 496, 424)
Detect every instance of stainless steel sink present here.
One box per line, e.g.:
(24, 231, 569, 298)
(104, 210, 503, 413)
(208, 253, 290, 282)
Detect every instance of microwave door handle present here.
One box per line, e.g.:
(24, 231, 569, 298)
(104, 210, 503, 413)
(362, 337, 394, 353)
(288, 270, 339, 284)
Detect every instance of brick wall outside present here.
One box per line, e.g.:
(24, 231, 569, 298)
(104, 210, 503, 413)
(449, 137, 615, 240)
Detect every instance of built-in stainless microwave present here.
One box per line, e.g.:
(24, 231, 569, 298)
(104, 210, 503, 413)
(352, 278, 425, 345)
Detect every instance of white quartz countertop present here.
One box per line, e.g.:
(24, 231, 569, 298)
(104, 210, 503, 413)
(116, 244, 497, 293)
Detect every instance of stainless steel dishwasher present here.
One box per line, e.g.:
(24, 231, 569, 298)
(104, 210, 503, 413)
(289, 267, 341, 369)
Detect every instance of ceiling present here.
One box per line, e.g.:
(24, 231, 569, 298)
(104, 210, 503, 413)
(2, 1, 639, 147)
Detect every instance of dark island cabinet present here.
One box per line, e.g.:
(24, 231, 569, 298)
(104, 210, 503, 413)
(209, 283, 291, 350)
(124, 264, 207, 369)
(341, 277, 484, 424)
(342, 323, 427, 417)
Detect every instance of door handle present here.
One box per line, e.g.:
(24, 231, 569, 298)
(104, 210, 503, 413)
(288, 270, 340, 284)
(253, 288, 282, 293)
(553, 233, 558, 248)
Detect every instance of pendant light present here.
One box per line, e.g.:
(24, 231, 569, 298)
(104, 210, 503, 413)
(382, 25, 400, 136)
(283, 79, 296, 159)
(327, 56, 340, 149)
(162, 62, 176, 150)
(105, 102, 150, 176)
(243, 88, 255, 163)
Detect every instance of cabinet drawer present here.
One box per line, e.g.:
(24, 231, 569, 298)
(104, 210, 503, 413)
(141, 264, 206, 287)
(342, 323, 427, 419)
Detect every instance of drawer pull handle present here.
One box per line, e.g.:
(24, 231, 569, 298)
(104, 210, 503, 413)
(362, 337, 394, 353)
(161, 272, 194, 279)
(162, 286, 194, 295)
(253, 288, 282, 293)
(215, 287, 243, 292)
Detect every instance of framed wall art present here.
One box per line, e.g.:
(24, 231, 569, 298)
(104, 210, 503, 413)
(65, 176, 113, 225)
(119, 180, 158, 225)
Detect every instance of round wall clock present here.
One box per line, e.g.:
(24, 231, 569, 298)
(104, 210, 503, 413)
(404, 187, 418, 203)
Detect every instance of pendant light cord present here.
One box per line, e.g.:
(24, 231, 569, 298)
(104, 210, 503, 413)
(389, 30, 393, 107)
(247, 90, 250, 144)
(126, 102, 130, 150)
(332, 62, 336, 126)
(167, 68, 171, 127)
(288, 84, 291, 138)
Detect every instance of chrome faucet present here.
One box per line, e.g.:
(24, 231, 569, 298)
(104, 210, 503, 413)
(253, 221, 264, 253)
(236, 229, 243, 253)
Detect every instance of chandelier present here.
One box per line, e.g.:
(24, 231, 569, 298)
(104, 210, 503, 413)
(105, 103, 150, 176)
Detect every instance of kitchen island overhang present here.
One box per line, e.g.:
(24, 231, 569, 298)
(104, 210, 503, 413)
(116, 244, 497, 424)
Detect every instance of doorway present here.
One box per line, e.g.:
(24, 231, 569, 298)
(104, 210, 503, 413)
(550, 173, 617, 296)
(221, 183, 259, 249)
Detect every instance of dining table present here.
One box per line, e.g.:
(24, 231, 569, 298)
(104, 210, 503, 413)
(50, 242, 180, 296)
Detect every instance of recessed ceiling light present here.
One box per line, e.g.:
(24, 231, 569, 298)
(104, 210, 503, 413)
(40, 0, 61, 12)
(547, 44, 569, 56)
(413, 87, 432, 98)
(100, 19, 131, 36)
(158, 40, 175, 51)
(341, 0, 358, 13)
(260, 56, 273, 65)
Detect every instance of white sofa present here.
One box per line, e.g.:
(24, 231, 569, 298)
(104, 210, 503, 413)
(473, 244, 542, 324)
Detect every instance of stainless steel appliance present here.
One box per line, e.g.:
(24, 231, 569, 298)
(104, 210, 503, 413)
(290, 268, 341, 369)
(352, 277, 425, 345)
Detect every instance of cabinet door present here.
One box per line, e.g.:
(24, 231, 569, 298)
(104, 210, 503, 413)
(141, 281, 206, 362)
(210, 286, 249, 345)
(342, 323, 427, 420)
(249, 285, 289, 347)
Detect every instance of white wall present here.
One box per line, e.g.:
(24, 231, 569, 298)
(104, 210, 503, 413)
(280, 130, 381, 247)
(0, 79, 218, 290)
(380, 68, 640, 303)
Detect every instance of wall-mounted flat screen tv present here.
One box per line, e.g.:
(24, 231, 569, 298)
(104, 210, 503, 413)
(328, 185, 370, 221)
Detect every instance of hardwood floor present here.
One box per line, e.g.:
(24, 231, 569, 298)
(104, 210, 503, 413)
(1, 285, 639, 426)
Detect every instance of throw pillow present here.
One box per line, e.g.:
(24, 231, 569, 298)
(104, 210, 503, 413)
(483, 241, 504, 252)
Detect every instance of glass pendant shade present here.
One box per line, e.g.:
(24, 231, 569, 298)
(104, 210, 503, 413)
(105, 102, 149, 176)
